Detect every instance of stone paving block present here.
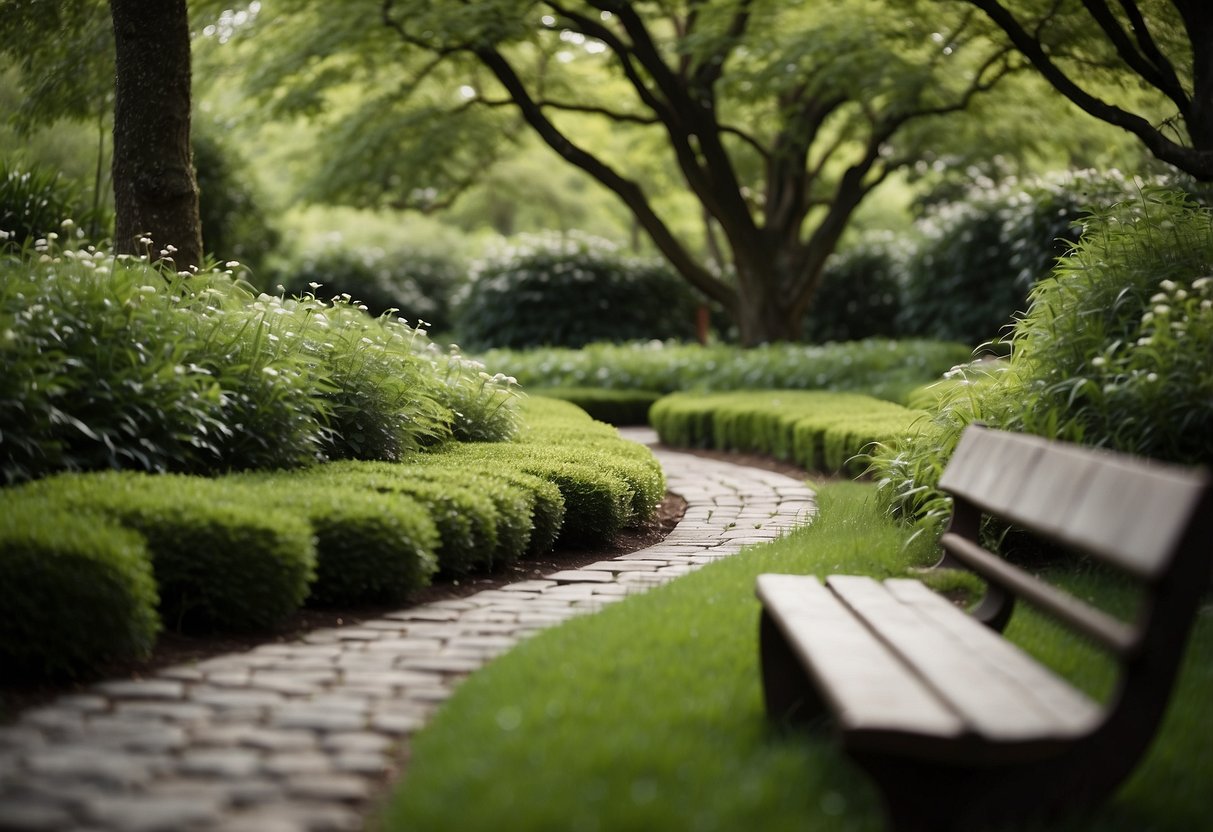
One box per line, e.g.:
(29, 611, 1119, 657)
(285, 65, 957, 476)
(543, 569, 615, 583)
(92, 679, 185, 701)
(0, 798, 75, 831)
(500, 580, 558, 592)
(177, 746, 263, 778)
(285, 773, 370, 803)
(83, 793, 227, 832)
(262, 750, 334, 777)
(331, 752, 390, 777)
(271, 706, 366, 733)
(26, 747, 161, 788)
(112, 701, 215, 726)
(0, 726, 47, 750)
(367, 712, 426, 736)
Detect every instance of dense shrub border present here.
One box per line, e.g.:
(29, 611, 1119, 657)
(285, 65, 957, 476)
(481, 339, 971, 404)
(651, 390, 924, 475)
(0, 396, 663, 678)
(527, 386, 661, 426)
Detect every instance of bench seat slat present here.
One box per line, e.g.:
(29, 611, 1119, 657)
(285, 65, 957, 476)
(827, 576, 1100, 747)
(756, 574, 965, 741)
(882, 579, 1102, 729)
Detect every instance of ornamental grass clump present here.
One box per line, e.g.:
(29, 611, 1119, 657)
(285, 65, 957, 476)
(869, 189, 1213, 534)
(0, 241, 521, 483)
(0, 500, 160, 679)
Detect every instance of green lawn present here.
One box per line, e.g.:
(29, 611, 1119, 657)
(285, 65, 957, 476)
(381, 482, 1213, 831)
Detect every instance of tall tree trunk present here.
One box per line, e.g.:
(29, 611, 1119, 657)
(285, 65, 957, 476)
(732, 263, 806, 345)
(109, 0, 202, 269)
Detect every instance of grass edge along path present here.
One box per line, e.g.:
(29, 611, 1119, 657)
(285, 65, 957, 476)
(382, 482, 1213, 832)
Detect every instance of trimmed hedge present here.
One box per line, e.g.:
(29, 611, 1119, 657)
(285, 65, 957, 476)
(223, 475, 442, 607)
(526, 387, 661, 426)
(0, 501, 160, 678)
(650, 390, 924, 475)
(15, 472, 317, 632)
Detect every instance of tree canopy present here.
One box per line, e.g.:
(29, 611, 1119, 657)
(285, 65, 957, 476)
(234, 0, 1023, 343)
(953, 0, 1213, 179)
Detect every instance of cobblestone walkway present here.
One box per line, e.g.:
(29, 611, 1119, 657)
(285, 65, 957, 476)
(0, 429, 816, 832)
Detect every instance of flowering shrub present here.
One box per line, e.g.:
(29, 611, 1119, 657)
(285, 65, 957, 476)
(0, 239, 519, 482)
(455, 232, 704, 349)
(870, 189, 1213, 530)
(275, 246, 466, 332)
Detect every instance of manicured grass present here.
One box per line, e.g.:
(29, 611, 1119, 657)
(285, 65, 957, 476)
(383, 482, 1213, 831)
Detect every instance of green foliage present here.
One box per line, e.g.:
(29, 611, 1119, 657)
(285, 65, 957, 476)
(0, 160, 102, 251)
(274, 245, 467, 332)
(651, 391, 924, 475)
(899, 170, 1142, 346)
(456, 233, 704, 350)
(0, 243, 519, 482)
(12, 471, 317, 632)
(385, 479, 1213, 832)
(870, 189, 1213, 533)
(482, 339, 973, 403)
(224, 474, 441, 607)
(0, 498, 160, 679)
(527, 387, 662, 425)
(804, 232, 908, 343)
(192, 127, 281, 274)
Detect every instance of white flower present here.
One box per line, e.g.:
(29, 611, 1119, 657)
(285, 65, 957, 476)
(262, 366, 279, 376)
(1154, 304, 1170, 316)
(225, 260, 240, 268)
(1160, 279, 1177, 292)
(1146, 373, 1159, 383)
(1090, 356, 1107, 368)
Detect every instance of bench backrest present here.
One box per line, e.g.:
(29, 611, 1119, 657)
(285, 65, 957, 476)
(937, 425, 1212, 663)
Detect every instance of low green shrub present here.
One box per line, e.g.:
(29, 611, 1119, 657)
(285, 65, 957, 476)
(14, 472, 316, 632)
(0, 245, 520, 483)
(527, 387, 661, 425)
(899, 169, 1141, 346)
(0, 500, 160, 678)
(652, 390, 924, 475)
(481, 339, 972, 403)
(0, 159, 104, 252)
(224, 475, 441, 607)
(804, 231, 907, 343)
(275, 246, 465, 331)
(310, 463, 501, 577)
(456, 232, 704, 349)
(870, 189, 1213, 533)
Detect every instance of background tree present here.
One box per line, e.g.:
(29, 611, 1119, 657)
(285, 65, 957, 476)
(234, 0, 1017, 344)
(109, 0, 202, 267)
(953, 0, 1213, 180)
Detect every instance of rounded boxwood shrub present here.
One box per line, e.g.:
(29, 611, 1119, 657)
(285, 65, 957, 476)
(455, 232, 705, 349)
(804, 232, 908, 343)
(276, 246, 466, 332)
(0, 500, 160, 679)
(228, 475, 441, 607)
(899, 169, 1140, 346)
(527, 387, 661, 426)
(18, 472, 317, 633)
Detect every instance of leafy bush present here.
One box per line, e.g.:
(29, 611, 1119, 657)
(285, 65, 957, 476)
(456, 232, 705, 350)
(276, 246, 466, 332)
(804, 231, 908, 343)
(0, 500, 160, 678)
(225, 475, 441, 607)
(0, 244, 519, 482)
(527, 387, 661, 425)
(870, 189, 1213, 532)
(0, 159, 103, 252)
(480, 339, 972, 403)
(193, 128, 281, 274)
(651, 390, 923, 474)
(14, 472, 317, 632)
(899, 169, 1141, 346)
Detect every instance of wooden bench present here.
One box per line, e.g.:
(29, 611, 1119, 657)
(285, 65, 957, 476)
(756, 424, 1212, 831)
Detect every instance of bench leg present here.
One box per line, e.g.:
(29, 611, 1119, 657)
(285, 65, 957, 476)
(759, 609, 826, 724)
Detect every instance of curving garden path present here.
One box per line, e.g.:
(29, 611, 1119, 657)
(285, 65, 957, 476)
(0, 428, 816, 832)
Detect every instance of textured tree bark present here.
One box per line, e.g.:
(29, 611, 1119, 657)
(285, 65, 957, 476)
(109, 0, 202, 268)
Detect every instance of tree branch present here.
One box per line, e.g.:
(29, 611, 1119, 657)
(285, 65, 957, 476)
(1080, 0, 1187, 110)
(473, 44, 737, 308)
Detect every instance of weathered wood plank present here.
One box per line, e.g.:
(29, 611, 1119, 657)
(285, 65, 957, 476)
(756, 574, 964, 741)
(883, 579, 1101, 731)
(827, 575, 1092, 745)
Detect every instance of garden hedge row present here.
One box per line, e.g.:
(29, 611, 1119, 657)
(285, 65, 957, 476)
(526, 387, 661, 426)
(650, 391, 925, 475)
(0, 396, 664, 679)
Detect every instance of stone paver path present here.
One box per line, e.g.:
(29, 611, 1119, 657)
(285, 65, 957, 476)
(0, 429, 816, 832)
